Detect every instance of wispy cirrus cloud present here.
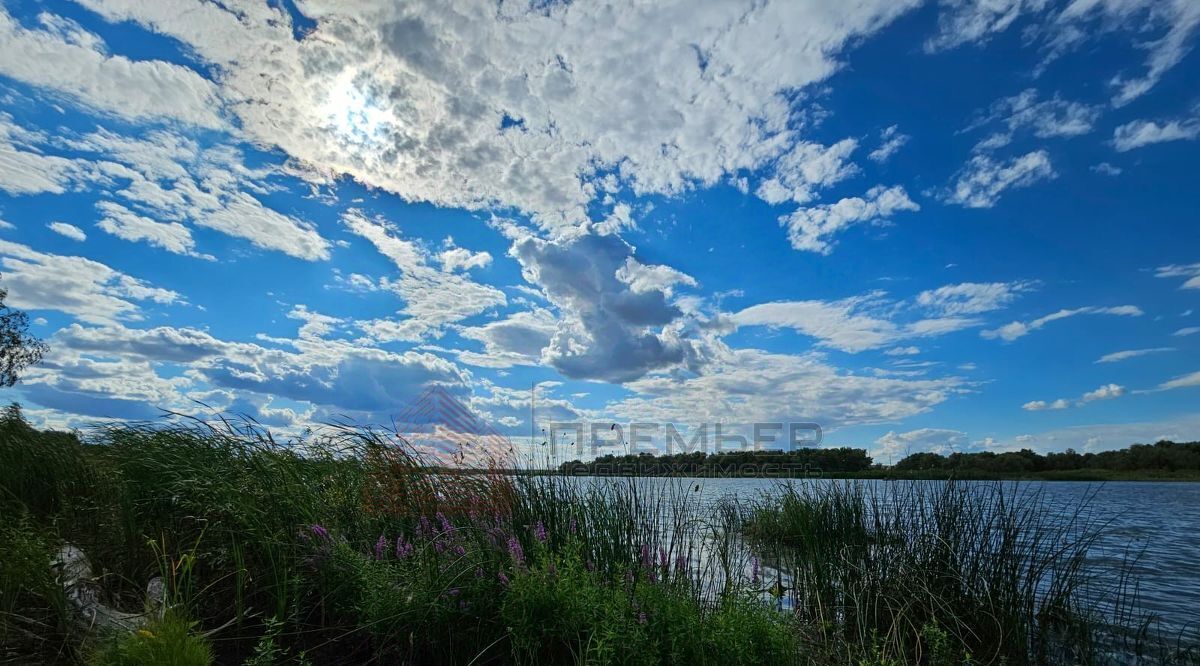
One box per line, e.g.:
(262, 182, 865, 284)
(983, 305, 1143, 342)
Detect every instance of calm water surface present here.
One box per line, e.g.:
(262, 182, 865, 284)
(576, 477, 1200, 632)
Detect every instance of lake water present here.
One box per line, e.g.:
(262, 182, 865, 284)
(573, 476, 1200, 633)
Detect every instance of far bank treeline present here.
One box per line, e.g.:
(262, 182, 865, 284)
(557, 440, 1200, 480)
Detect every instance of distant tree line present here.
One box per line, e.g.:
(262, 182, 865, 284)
(557, 440, 1200, 478)
(558, 447, 873, 477)
(893, 441, 1200, 474)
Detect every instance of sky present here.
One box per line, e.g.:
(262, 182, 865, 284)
(0, 0, 1198, 463)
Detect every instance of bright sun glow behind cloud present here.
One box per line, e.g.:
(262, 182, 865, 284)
(323, 73, 390, 142)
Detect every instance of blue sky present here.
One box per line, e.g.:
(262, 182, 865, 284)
(0, 0, 1198, 461)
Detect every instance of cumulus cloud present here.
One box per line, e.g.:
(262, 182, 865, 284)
(43, 322, 474, 418)
(510, 229, 694, 382)
(457, 309, 557, 369)
(0, 238, 178, 324)
(942, 150, 1055, 208)
(47, 221, 86, 241)
(780, 185, 919, 254)
(5, 122, 333, 260)
(1023, 399, 1070, 411)
(875, 428, 969, 460)
(983, 305, 1143, 342)
(608, 347, 966, 432)
(67, 0, 920, 228)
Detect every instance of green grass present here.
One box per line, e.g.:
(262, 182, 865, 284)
(1, 407, 1196, 665)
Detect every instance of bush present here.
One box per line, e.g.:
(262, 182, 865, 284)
(84, 611, 212, 666)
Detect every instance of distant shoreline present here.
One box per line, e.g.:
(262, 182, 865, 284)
(469, 468, 1200, 482)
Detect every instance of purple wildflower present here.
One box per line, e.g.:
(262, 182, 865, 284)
(534, 520, 547, 543)
(395, 536, 413, 559)
(751, 556, 761, 586)
(453, 544, 467, 557)
(658, 547, 668, 569)
(569, 518, 578, 535)
(638, 612, 648, 625)
(308, 524, 330, 541)
(417, 516, 432, 538)
(497, 571, 510, 586)
(434, 540, 446, 554)
(507, 536, 525, 565)
(437, 512, 453, 533)
(675, 554, 687, 573)
(640, 544, 652, 569)
(374, 534, 387, 560)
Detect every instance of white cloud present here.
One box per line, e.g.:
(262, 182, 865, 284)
(0, 238, 178, 324)
(287, 304, 341, 339)
(968, 89, 1099, 150)
(983, 305, 1143, 342)
(5, 121, 333, 261)
(509, 229, 695, 382)
(756, 139, 860, 205)
(916, 281, 1033, 316)
(615, 258, 698, 296)
(927, 0, 1200, 106)
(47, 221, 86, 241)
(35, 321, 474, 420)
(70, 0, 920, 228)
(1159, 370, 1200, 391)
(0, 7, 224, 128)
(1096, 348, 1174, 363)
(1113, 114, 1200, 152)
(780, 184, 919, 254)
(608, 346, 965, 432)
(943, 150, 1055, 208)
(868, 125, 909, 163)
(95, 201, 212, 259)
(343, 210, 506, 342)
(1023, 383, 1127, 410)
(885, 346, 921, 356)
(1091, 162, 1122, 176)
(733, 291, 981, 353)
(457, 309, 557, 369)
(874, 428, 969, 460)
(1080, 383, 1125, 402)
(1023, 399, 1070, 411)
(1154, 262, 1200, 290)
(1174, 327, 1200, 337)
(438, 245, 492, 273)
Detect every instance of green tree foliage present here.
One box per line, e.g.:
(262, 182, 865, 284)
(0, 283, 48, 387)
(894, 441, 1200, 474)
(560, 446, 873, 476)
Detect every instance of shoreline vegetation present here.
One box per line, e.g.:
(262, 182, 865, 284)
(2, 406, 1198, 665)
(557, 441, 1200, 482)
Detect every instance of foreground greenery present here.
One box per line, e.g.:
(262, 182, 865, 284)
(2, 408, 1197, 665)
(559, 440, 1200, 481)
